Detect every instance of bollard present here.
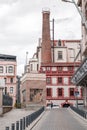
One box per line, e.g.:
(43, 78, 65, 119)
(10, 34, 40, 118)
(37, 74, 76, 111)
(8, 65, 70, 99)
(16, 121, 19, 130)
(26, 116, 28, 127)
(6, 127, 9, 130)
(86, 112, 87, 119)
(28, 115, 30, 125)
(20, 119, 23, 130)
(23, 117, 25, 130)
(11, 123, 15, 130)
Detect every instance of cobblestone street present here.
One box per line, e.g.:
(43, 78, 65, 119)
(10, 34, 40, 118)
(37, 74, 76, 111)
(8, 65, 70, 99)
(32, 108, 87, 130)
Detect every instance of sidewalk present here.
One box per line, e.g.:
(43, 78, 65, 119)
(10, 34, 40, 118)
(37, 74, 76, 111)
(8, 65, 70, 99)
(0, 108, 34, 130)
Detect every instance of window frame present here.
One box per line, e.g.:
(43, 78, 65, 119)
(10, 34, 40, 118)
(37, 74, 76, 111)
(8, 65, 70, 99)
(46, 77, 51, 84)
(10, 87, 13, 94)
(58, 88, 63, 97)
(0, 66, 3, 73)
(70, 88, 74, 97)
(58, 77, 63, 84)
(8, 66, 13, 73)
(46, 88, 52, 97)
(58, 51, 63, 60)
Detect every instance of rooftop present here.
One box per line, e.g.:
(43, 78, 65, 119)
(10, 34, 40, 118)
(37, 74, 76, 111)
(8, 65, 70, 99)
(0, 54, 16, 61)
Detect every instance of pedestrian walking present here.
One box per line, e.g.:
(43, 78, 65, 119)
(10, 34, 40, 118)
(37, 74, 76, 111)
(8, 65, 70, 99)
(51, 102, 53, 109)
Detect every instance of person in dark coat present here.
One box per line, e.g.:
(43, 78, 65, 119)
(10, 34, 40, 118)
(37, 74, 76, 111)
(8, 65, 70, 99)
(51, 102, 53, 109)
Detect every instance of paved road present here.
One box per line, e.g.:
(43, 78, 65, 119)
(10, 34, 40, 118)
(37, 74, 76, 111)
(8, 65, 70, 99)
(32, 108, 87, 130)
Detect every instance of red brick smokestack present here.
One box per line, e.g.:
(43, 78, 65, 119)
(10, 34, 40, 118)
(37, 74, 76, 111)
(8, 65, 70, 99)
(41, 10, 52, 64)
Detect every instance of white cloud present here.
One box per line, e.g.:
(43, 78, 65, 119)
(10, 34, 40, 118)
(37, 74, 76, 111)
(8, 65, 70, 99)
(0, 0, 81, 75)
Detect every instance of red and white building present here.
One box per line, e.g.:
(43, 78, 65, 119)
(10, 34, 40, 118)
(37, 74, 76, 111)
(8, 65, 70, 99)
(0, 54, 17, 106)
(21, 10, 83, 107)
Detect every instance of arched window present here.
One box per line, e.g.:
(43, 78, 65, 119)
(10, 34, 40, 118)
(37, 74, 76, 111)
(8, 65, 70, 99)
(0, 66, 3, 73)
(8, 66, 13, 73)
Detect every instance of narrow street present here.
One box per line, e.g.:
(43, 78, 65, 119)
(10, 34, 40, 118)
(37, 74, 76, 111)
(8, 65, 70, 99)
(32, 108, 87, 130)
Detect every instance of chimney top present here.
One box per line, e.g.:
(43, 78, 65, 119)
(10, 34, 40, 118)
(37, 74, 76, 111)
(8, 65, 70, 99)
(42, 8, 50, 14)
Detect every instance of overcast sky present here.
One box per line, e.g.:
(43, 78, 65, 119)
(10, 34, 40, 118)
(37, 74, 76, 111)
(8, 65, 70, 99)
(0, 0, 81, 76)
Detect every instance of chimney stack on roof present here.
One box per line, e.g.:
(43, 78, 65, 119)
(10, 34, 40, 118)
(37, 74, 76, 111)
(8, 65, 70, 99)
(41, 9, 52, 64)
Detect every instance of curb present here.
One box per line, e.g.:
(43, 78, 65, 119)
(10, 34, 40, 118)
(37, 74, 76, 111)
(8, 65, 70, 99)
(68, 107, 87, 123)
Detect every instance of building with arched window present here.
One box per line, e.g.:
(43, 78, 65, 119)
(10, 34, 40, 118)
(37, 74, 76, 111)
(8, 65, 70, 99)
(0, 54, 17, 106)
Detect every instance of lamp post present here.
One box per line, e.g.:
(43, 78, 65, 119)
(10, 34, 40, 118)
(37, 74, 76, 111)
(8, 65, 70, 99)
(62, 0, 87, 29)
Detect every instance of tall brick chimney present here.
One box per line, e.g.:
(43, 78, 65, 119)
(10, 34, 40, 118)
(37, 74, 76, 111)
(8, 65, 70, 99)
(41, 10, 52, 64)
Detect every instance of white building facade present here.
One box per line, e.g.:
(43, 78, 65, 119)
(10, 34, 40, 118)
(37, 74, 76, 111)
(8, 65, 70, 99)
(0, 54, 17, 106)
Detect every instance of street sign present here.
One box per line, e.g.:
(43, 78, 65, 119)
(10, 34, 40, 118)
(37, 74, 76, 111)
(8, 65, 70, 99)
(74, 91, 79, 96)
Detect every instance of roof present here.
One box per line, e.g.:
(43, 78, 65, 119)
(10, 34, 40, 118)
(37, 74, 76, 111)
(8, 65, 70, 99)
(0, 54, 16, 61)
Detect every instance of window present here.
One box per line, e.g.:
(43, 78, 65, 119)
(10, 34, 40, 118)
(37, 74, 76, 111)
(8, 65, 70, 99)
(58, 77, 62, 84)
(0, 66, 3, 73)
(10, 87, 13, 94)
(58, 51, 62, 59)
(47, 88, 52, 96)
(46, 67, 50, 71)
(58, 67, 62, 71)
(58, 40, 61, 46)
(46, 77, 51, 84)
(58, 88, 63, 97)
(8, 66, 13, 73)
(70, 88, 74, 96)
(10, 78, 13, 83)
(68, 66, 73, 71)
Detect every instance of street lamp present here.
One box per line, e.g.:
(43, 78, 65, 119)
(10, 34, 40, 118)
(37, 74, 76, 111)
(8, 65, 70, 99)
(61, 0, 87, 29)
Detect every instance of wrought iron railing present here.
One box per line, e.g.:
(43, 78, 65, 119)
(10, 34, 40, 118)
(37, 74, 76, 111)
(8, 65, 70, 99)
(3, 94, 13, 106)
(70, 106, 87, 119)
